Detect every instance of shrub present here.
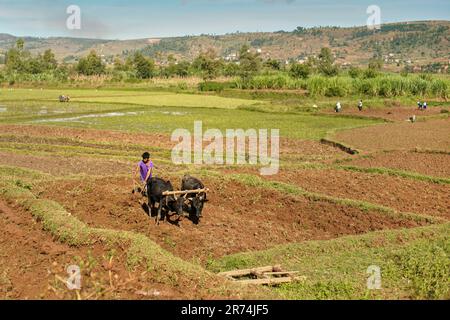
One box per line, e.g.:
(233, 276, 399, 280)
(363, 68, 379, 79)
(348, 67, 362, 78)
(290, 63, 311, 79)
(76, 51, 106, 76)
(198, 81, 225, 92)
(177, 82, 188, 90)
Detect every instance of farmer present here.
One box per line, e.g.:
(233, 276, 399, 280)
(423, 102, 427, 110)
(417, 101, 423, 110)
(134, 152, 154, 196)
(358, 100, 363, 111)
(335, 102, 342, 113)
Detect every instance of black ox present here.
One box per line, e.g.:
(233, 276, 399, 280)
(180, 175, 208, 224)
(147, 177, 183, 225)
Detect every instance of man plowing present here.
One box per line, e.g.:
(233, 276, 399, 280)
(133, 152, 154, 197)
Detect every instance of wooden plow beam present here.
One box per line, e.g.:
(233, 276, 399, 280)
(162, 188, 209, 197)
(218, 265, 306, 286)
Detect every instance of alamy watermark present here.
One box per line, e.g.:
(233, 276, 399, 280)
(66, 265, 82, 290)
(171, 121, 280, 176)
(367, 265, 382, 290)
(367, 5, 381, 30)
(66, 5, 81, 30)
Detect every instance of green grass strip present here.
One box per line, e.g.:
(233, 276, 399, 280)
(337, 165, 450, 185)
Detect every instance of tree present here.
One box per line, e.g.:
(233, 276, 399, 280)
(113, 56, 133, 72)
(5, 39, 28, 73)
(162, 55, 191, 78)
(289, 63, 311, 79)
(16, 39, 24, 51)
(174, 61, 191, 77)
(238, 45, 261, 82)
(319, 47, 334, 64)
(167, 54, 176, 65)
(54, 64, 70, 81)
(5, 40, 59, 75)
(133, 52, 155, 79)
(223, 62, 240, 77)
(27, 56, 46, 74)
(5, 48, 24, 72)
(42, 49, 57, 70)
(193, 49, 222, 80)
(76, 51, 106, 76)
(318, 47, 339, 76)
(265, 59, 281, 70)
(113, 57, 126, 71)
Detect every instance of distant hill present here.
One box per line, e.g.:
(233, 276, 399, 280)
(0, 20, 449, 69)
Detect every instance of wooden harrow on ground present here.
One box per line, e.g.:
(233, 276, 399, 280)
(218, 265, 306, 286)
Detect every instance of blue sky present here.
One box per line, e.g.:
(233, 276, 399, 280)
(0, 0, 449, 39)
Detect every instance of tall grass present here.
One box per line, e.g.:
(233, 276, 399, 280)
(2, 68, 449, 99)
(234, 73, 450, 99)
(233, 74, 306, 90)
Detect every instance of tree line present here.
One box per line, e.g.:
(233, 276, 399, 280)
(0, 38, 412, 85)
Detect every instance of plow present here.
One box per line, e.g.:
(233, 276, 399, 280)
(162, 188, 210, 199)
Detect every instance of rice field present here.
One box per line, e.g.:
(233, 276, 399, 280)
(0, 89, 381, 139)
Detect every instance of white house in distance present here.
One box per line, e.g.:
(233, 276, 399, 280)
(224, 52, 238, 61)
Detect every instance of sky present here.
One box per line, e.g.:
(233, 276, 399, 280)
(0, 0, 449, 40)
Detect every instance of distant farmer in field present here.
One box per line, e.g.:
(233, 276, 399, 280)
(417, 101, 423, 110)
(335, 102, 342, 113)
(59, 95, 70, 103)
(358, 100, 363, 111)
(423, 102, 427, 110)
(133, 152, 154, 197)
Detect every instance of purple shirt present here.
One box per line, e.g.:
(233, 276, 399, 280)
(139, 160, 154, 182)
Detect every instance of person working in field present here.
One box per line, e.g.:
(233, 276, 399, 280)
(358, 100, 363, 111)
(133, 152, 154, 196)
(335, 102, 342, 113)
